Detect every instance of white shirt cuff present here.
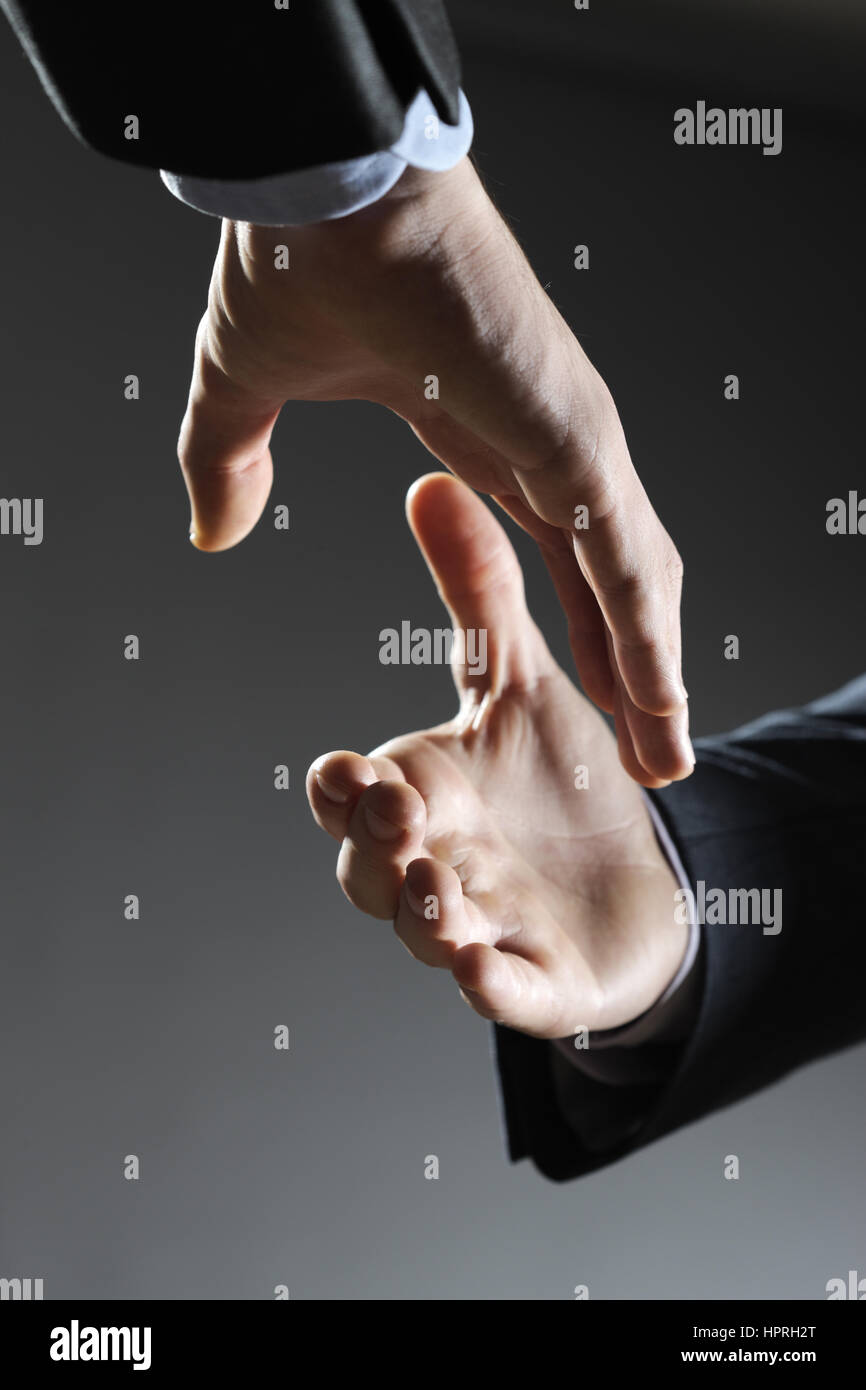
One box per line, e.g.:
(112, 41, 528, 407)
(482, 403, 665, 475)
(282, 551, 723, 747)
(159, 87, 473, 226)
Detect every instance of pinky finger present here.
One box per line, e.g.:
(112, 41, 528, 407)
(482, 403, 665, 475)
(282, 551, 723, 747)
(452, 942, 560, 1036)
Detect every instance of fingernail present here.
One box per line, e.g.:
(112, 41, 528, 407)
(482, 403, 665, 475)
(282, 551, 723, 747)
(364, 807, 402, 841)
(315, 773, 349, 804)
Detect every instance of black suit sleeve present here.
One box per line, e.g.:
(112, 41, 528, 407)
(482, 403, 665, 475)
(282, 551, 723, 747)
(0, 0, 461, 178)
(495, 675, 866, 1181)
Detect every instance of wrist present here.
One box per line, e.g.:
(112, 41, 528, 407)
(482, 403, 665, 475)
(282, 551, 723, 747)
(239, 156, 487, 277)
(309, 155, 481, 252)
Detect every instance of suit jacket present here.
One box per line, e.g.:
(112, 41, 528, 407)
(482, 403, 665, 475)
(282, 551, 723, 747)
(0, 0, 461, 177)
(496, 676, 866, 1180)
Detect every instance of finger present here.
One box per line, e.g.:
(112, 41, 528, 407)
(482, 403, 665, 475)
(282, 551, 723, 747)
(610, 679, 666, 789)
(498, 487, 692, 780)
(493, 493, 615, 713)
(505, 397, 688, 718)
(394, 857, 482, 967)
(529, 479, 687, 718)
(607, 629, 693, 785)
(494, 490, 691, 783)
(405, 472, 554, 696)
(451, 942, 572, 1037)
(582, 506, 688, 720)
(337, 780, 428, 919)
(619, 695, 693, 785)
(401, 407, 613, 708)
(177, 313, 282, 552)
(306, 751, 380, 840)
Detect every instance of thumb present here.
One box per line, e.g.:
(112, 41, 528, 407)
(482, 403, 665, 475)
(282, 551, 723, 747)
(405, 473, 554, 694)
(177, 316, 281, 552)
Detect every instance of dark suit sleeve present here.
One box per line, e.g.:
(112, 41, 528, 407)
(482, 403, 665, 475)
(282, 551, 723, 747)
(0, 0, 461, 178)
(495, 675, 866, 1181)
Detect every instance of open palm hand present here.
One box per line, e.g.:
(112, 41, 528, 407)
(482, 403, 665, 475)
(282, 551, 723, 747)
(307, 474, 685, 1037)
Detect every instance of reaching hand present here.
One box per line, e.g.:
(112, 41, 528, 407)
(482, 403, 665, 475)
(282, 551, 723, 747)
(305, 473, 686, 1038)
(178, 158, 692, 786)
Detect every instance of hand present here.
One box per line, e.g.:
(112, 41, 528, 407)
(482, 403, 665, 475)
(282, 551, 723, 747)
(179, 157, 692, 785)
(305, 473, 686, 1038)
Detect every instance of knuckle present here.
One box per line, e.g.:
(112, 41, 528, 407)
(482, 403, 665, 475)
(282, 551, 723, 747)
(595, 564, 644, 604)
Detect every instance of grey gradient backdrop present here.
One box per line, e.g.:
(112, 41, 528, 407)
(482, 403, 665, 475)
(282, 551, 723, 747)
(1, 1, 864, 1299)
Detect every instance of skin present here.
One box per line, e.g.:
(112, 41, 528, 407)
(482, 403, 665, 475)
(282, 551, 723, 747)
(178, 156, 693, 787)
(305, 474, 686, 1038)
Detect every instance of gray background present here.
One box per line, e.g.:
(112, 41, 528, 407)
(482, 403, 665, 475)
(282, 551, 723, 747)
(0, 0, 863, 1299)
